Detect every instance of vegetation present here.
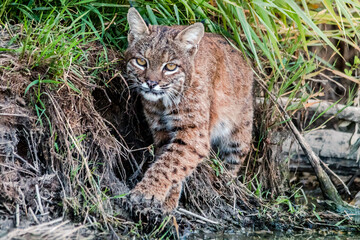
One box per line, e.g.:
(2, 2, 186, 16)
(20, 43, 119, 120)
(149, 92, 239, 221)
(0, 0, 359, 238)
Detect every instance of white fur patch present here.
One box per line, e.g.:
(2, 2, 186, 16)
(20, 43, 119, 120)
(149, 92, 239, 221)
(141, 92, 162, 102)
(162, 93, 182, 108)
(141, 82, 161, 91)
(164, 68, 179, 75)
(211, 120, 231, 144)
(153, 85, 161, 91)
(162, 95, 172, 108)
(141, 82, 149, 89)
(140, 83, 163, 102)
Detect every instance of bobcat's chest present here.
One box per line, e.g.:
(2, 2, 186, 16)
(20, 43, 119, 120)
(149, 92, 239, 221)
(146, 108, 176, 133)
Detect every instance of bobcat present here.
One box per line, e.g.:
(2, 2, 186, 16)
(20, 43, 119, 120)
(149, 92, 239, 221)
(125, 8, 253, 214)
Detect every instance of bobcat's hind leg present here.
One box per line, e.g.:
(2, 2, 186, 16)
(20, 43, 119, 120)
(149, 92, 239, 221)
(220, 124, 252, 176)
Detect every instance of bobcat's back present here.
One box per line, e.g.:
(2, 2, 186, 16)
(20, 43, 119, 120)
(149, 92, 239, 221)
(195, 32, 253, 136)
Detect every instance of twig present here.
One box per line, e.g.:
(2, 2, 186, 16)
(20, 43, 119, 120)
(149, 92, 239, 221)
(104, 13, 117, 31)
(0, 113, 29, 117)
(3, 203, 12, 214)
(173, 216, 180, 239)
(47, 220, 70, 233)
(29, 130, 40, 171)
(41, 217, 64, 226)
(176, 208, 219, 225)
(29, 207, 40, 224)
(0, 163, 36, 177)
(15, 204, 20, 227)
(195, 220, 206, 224)
(35, 184, 44, 214)
(319, 159, 350, 195)
(346, 169, 360, 189)
(108, 223, 120, 240)
(13, 152, 40, 173)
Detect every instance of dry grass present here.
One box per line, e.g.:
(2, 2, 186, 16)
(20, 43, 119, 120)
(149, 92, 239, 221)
(1, 218, 93, 240)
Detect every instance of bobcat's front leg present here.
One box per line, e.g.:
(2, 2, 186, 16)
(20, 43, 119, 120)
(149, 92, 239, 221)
(128, 120, 210, 215)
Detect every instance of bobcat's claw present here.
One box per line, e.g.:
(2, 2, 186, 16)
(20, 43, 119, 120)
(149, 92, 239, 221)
(122, 190, 165, 223)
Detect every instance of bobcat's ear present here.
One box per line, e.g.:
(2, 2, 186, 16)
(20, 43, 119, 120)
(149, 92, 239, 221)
(127, 8, 149, 44)
(175, 23, 204, 51)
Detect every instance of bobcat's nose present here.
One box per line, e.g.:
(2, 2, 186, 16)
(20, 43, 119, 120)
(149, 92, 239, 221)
(146, 80, 158, 89)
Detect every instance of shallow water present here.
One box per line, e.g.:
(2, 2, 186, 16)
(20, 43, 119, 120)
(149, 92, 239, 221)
(185, 231, 360, 239)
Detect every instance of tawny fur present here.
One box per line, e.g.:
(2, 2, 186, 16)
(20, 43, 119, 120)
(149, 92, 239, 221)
(125, 8, 253, 213)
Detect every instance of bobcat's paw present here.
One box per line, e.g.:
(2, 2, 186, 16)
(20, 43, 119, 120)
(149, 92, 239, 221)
(122, 190, 165, 223)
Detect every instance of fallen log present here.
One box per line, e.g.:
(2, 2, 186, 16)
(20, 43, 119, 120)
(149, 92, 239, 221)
(256, 97, 360, 123)
(280, 129, 359, 176)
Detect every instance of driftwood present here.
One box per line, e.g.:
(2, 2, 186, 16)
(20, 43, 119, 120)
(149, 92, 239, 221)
(257, 81, 345, 206)
(281, 129, 359, 176)
(256, 97, 360, 123)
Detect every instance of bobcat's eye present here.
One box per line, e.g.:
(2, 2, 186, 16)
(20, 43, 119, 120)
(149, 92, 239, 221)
(136, 58, 147, 67)
(164, 63, 177, 71)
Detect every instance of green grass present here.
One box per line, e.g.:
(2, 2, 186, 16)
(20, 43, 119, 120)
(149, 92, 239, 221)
(2, 0, 358, 101)
(1, 0, 360, 236)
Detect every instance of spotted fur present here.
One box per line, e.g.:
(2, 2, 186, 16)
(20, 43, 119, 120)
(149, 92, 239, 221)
(125, 8, 253, 213)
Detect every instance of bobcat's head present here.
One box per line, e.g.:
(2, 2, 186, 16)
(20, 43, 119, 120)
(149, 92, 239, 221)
(125, 8, 204, 107)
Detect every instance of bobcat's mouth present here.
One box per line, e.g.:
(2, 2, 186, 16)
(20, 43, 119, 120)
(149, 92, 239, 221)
(139, 87, 166, 102)
(136, 81, 180, 105)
